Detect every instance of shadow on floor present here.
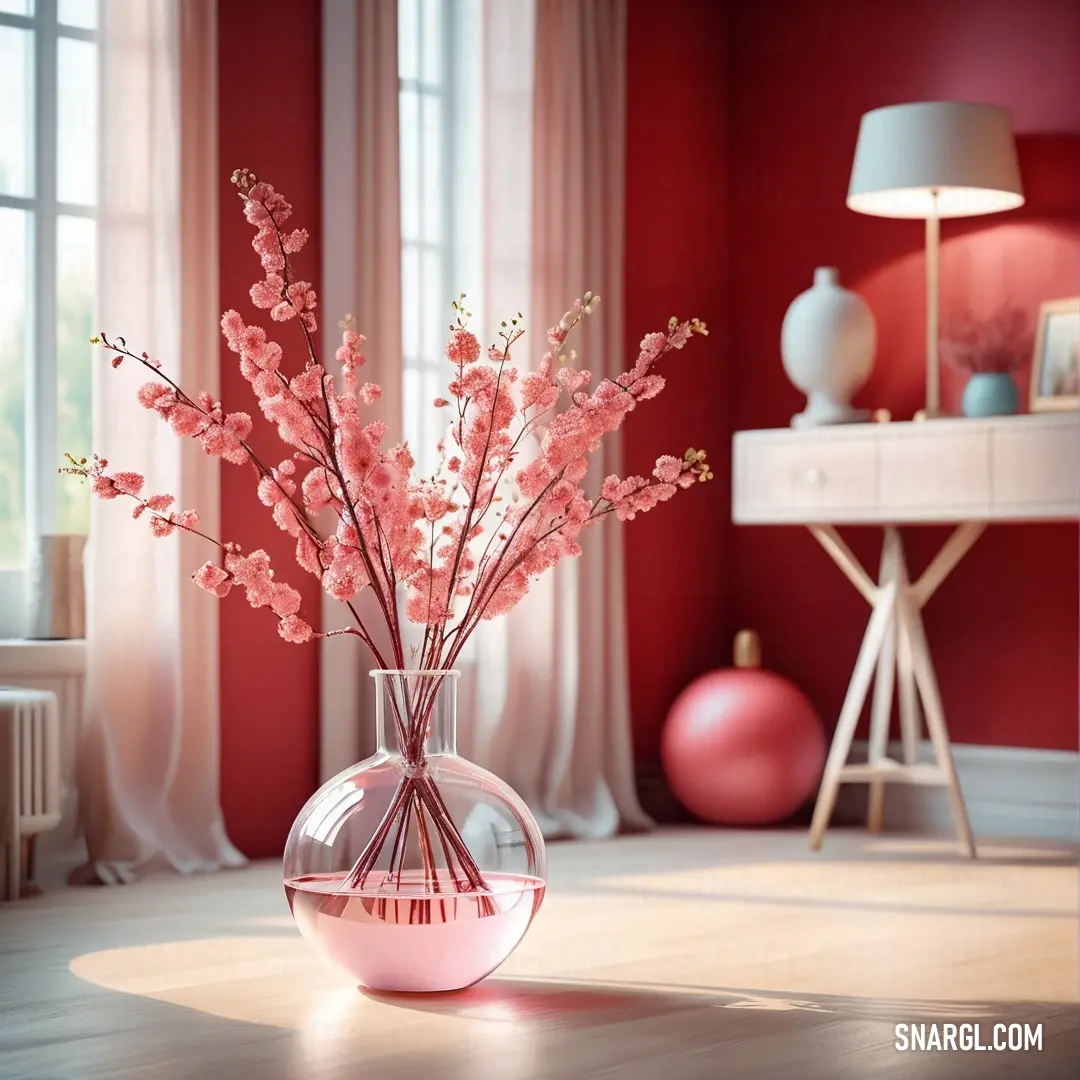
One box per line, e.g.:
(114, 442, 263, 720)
(366, 974, 1080, 1026)
(6, 965, 1079, 1080)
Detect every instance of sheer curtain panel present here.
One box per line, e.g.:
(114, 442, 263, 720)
(75, 0, 243, 883)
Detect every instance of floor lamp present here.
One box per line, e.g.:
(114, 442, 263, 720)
(846, 102, 1024, 417)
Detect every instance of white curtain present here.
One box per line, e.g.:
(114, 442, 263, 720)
(319, 0, 404, 777)
(320, 0, 649, 839)
(74, 0, 243, 883)
(454, 0, 650, 839)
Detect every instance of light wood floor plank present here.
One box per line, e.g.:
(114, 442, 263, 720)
(1, 827, 1077, 1078)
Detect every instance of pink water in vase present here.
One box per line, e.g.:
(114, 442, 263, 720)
(283, 671, 547, 992)
(286, 869, 545, 992)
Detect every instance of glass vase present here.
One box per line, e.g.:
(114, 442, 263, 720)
(283, 669, 546, 992)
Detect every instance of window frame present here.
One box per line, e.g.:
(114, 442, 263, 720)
(0, 0, 98, 638)
(398, 0, 477, 476)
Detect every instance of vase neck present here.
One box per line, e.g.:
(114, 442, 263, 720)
(814, 266, 840, 288)
(373, 670, 458, 761)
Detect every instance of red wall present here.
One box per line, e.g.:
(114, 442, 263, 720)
(722, 0, 1079, 751)
(214, 0, 1080, 852)
(624, 0, 1079, 760)
(624, 0, 732, 763)
(217, 0, 323, 856)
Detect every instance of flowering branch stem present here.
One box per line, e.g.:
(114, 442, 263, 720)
(74, 169, 712, 903)
(235, 184, 406, 667)
(96, 335, 329, 553)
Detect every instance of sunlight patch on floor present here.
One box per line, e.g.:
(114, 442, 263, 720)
(595, 857, 1078, 916)
(68, 877, 1079, 1019)
(859, 838, 1079, 862)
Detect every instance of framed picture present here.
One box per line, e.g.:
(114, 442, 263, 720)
(1030, 297, 1080, 412)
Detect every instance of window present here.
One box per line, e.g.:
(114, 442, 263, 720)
(0, 0, 97, 637)
(397, 0, 481, 476)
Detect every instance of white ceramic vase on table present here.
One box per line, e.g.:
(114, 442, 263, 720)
(781, 266, 876, 429)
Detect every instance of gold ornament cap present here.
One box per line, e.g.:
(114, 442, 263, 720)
(733, 629, 762, 669)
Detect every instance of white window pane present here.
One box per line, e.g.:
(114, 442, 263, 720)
(0, 1, 33, 15)
(0, 208, 29, 569)
(421, 0, 441, 85)
(403, 366, 421, 465)
(0, 27, 33, 198)
(421, 247, 442, 361)
(57, 37, 98, 205)
(421, 92, 442, 244)
(397, 0, 418, 82)
(401, 245, 420, 360)
(55, 215, 94, 536)
(399, 89, 420, 242)
(423, 367, 440, 475)
(58, 0, 97, 29)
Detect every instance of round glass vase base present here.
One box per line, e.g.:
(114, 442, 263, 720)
(286, 869, 545, 992)
(283, 672, 548, 994)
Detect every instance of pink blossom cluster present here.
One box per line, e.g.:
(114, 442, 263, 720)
(236, 173, 318, 334)
(193, 548, 311, 643)
(941, 307, 1033, 375)
(61, 455, 200, 540)
(134, 379, 252, 464)
(73, 171, 710, 673)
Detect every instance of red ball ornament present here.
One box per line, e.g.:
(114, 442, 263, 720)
(661, 631, 826, 825)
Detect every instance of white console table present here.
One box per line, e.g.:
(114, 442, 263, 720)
(732, 412, 1079, 856)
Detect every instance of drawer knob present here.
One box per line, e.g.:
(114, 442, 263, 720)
(803, 467, 826, 487)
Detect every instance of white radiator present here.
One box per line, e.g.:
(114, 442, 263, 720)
(0, 686, 62, 901)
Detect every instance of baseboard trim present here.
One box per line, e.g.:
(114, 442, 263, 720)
(834, 740, 1079, 843)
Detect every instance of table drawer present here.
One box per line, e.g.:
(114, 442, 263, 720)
(734, 415, 1078, 525)
(877, 429, 991, 515)
(992, 420, 1079, 512)
(740, 436, 876, 517)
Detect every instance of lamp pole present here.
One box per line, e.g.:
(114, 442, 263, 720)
(925, 189, 940, 417)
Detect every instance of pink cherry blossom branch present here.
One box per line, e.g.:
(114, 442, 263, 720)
(60, 454, 216, 542)
(233, 174, 707, 664)
(457, 307, 596, 601)
(412, 310, 707, 735)
(441, 465, 701, 670)
(453, 326, 546, 539)
(91, 335, 396, 655)
(423, 331, 515, 670)
(412, 303, 579, 680)
(317, 394, 402, 660)
(65, 168, 725, 905)
(416, 352, 482, 669)
(94, 335, 330, 552)
(64, 447, 390, 662)
(105, 329, 387, 662)
(451, 319, 705, 643)
(228, 174, 406, 665)
(60, 455, 321, 644)
(72, 171, 714, 682)
(305, 289, 403, 667)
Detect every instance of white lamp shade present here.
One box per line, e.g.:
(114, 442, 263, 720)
(847, 101, 1024, 219)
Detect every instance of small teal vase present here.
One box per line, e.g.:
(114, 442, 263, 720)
(961, 372, 1019, 418)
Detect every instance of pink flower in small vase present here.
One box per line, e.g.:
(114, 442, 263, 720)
(941, 307, 1033, 376)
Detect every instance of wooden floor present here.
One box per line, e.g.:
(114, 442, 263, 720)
(1, 827, 1078, 1080)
